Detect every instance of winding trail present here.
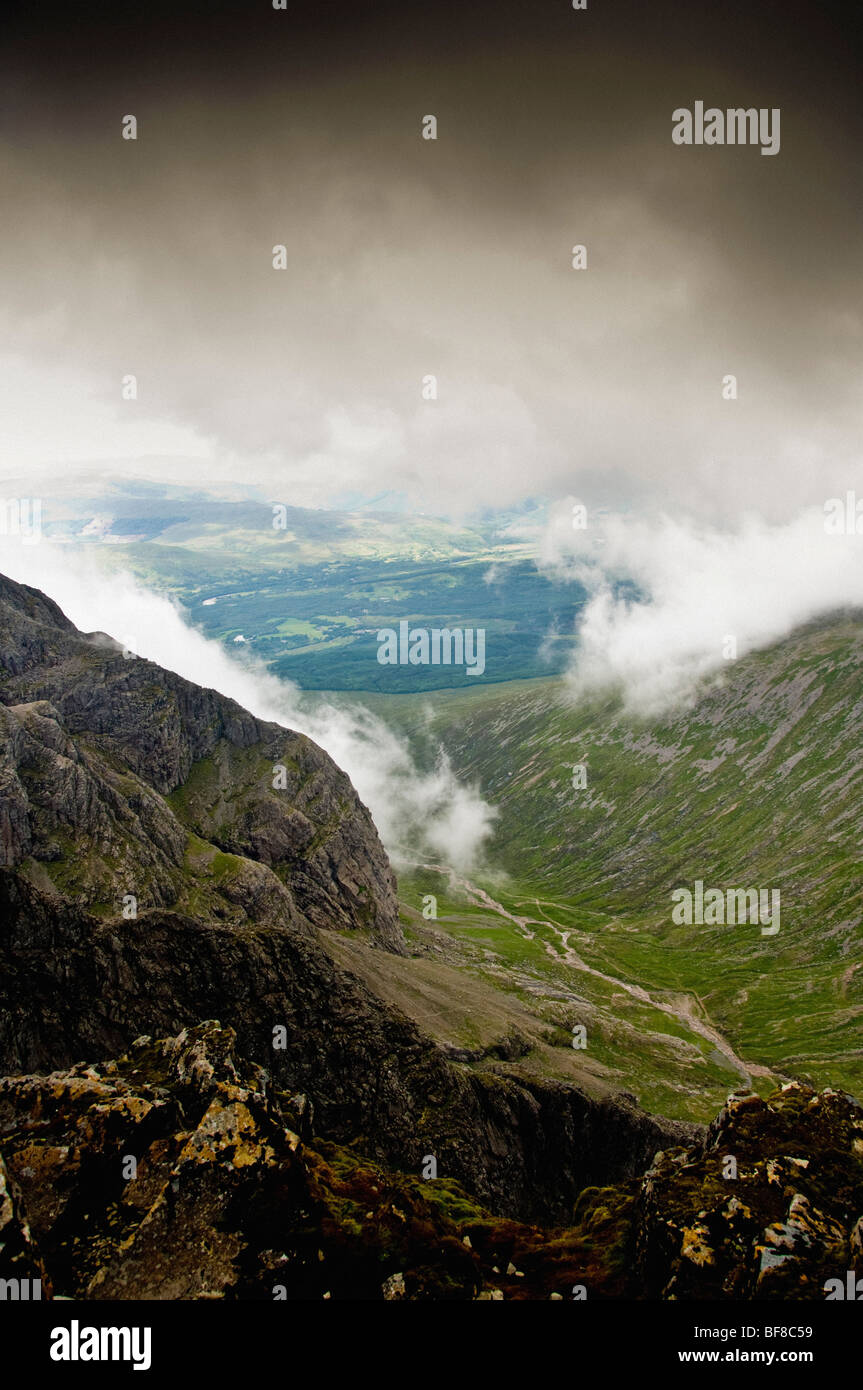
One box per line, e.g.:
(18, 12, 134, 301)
(422, 863, 780, 1087)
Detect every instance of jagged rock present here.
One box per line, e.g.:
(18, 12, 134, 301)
(635, 1084, 863, 1298)
(488, 1029, 531, 1062)
(0, 573, 402, 953)
(755, 1192, 847, 1296)
(0, 1151, 49, 1293)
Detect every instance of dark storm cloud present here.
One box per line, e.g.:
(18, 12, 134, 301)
(1, 0, 862, 516)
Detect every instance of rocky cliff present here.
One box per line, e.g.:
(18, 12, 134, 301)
(0, 573, 697, 1274)
(636, 1083, 863, 1298)
(2, 1021, 859, 1300)
(0, 573, 402, 949)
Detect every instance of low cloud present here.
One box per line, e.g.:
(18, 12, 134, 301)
(538, 501, 863, 716)
(0, 544, 496, 872)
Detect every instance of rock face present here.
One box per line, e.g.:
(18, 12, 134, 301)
(636, 1084, 863, 1298)
(0, 573, 402, 950)
(2, 1024, 858, 1300)
(0, 1022, 604, 1301)
(0, 569, 400, 950)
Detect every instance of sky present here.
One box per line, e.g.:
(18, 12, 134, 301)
(2, 0, 861, 521)
(1, 0, 863, 830)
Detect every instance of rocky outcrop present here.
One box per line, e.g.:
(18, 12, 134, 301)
(0, 573, 402, 951)
(0, 1150, 47, 1294)
(635, 1083, 863, 1298)
(0, 1021, 679, 1300)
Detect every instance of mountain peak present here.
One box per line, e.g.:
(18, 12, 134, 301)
(0, 570, 403, 952)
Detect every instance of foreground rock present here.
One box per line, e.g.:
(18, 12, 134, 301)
(0, 1022, 633, 1300)
(1, 1026, 859, 1300)
(636, 1084, 863, 1298)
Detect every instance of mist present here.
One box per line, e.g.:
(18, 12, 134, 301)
(0, 543, 496, 872)
(538, 502, 863, 716)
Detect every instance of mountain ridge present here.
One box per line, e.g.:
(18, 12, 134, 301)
(0, 571, 695, 1228)
(364, 613, 863, 1107)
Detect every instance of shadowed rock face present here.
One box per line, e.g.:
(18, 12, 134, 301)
(1, 1025, 857, 1300)
(0, 572, 698, 1242)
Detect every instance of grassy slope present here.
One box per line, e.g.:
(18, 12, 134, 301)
(347, 616, 863, 1116)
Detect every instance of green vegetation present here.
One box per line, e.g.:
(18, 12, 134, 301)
(357, 617, 863, 1116)
(42, 485, 863, 1123)
(44, 484, 588, 689)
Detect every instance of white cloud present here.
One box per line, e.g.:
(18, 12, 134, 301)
(0, 542, 496, 872)
(539, 501, 863, 716)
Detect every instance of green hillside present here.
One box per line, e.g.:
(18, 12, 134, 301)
(350, 615, 863, 1115)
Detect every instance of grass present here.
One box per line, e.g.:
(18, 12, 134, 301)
(358, 619, 863, 1115)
